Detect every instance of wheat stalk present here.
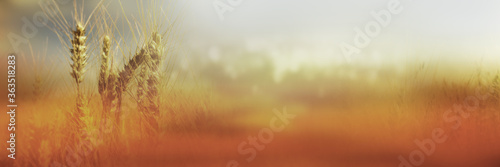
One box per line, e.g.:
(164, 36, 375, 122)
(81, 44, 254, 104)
(99, 36, 111, 99)
(147, 33, 161, 112)
(137, 65, 149, 112)
(96, 38, 153, 131)
(99, 35, 111, 116)
(109, 34, 162, 132)
(67, 25, 94, 167)
(68, 23, 89, 134)
(107, 70, 119, 122)
(98, 35, 116, 134)
(145, 32, 162, 132)
(137, 63, 150, 134)
(136, 35, 161, 134)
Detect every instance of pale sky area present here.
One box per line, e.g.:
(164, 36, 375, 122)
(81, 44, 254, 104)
(2, 0, 500, 73)
(182, 0, 500, 63)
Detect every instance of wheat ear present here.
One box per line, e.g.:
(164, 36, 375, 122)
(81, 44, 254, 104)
(113, 46, 148, 123)
(111, 33, 161, 129)
(69, 23, 88, 139)
(70, 23, 88, 87)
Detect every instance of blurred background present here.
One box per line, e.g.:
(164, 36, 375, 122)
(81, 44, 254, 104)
(2, 0, 500, 71)
(2, 0, 500, 95)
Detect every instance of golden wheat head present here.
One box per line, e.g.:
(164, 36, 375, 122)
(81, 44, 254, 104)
(70, 23, 88, 86)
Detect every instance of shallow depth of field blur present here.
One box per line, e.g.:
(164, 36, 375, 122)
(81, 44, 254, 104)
(1, 0, 500, 167)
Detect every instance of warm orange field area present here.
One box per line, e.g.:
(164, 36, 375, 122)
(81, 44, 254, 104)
(1, 63, 500, 167)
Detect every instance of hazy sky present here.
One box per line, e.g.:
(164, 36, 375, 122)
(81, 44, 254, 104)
(2, 0, 500, 67)
(185, 0, 500, 41)
(169, 0, 498, 65)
